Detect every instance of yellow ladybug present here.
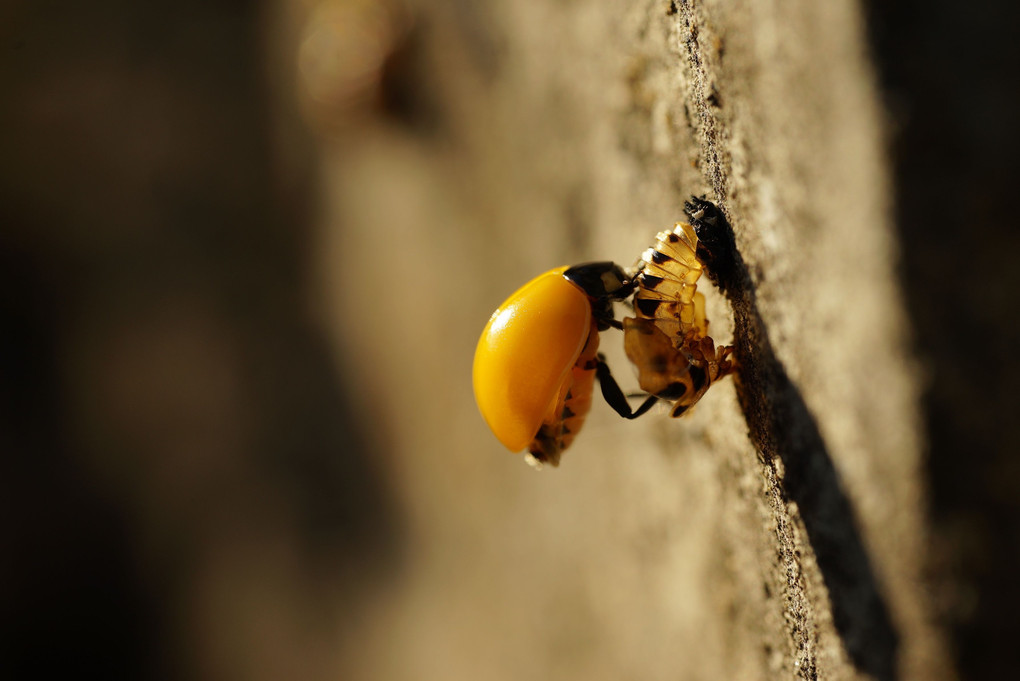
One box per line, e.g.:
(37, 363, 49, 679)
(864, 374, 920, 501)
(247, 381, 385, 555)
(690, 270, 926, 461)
(473, 262, 638, 467)
(473, 197, 736, 467)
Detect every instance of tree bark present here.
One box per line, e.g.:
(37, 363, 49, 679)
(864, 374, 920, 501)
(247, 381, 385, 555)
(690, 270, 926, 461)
(318, 0, 957, 679)
(7, 0, 1018, 679)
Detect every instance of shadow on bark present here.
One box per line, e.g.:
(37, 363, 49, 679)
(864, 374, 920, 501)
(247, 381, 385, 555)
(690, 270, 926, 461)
(696, 200, 899, 681)
(863, 2, 1020, 677)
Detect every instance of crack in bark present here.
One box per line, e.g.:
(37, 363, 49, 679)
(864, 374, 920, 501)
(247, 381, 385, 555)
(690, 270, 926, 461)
(764, 455, 820, 680)
(676, 0, 728, 203)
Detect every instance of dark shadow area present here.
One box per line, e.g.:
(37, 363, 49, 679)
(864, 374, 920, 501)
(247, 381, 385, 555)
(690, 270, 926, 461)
(0, 1, 404, 678)
(0, 243, 161, 678)
(694, 200, 899, 681)
(862, 2, 1020, 678)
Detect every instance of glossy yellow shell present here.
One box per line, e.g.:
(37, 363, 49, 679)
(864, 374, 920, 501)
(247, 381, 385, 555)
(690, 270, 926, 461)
(473, 267, 593, 452)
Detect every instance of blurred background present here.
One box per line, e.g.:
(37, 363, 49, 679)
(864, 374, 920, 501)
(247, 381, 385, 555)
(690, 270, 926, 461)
(2, 0, 1019, 679)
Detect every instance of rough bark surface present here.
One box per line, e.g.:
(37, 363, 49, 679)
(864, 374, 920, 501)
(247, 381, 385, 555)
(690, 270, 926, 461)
(315, 1, 951, 679)
(8, 0, 1019, 679)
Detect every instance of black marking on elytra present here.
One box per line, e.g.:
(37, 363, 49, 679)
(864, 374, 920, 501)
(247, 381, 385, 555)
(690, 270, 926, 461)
(636, 298, 663, 316)
(689, 364, 708, 393)
(659, 381, 689, 400)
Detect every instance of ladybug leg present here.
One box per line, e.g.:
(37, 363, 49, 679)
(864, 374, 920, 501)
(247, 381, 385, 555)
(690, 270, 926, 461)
(628, 394, 660, 419)
(594, 354, 659, 419)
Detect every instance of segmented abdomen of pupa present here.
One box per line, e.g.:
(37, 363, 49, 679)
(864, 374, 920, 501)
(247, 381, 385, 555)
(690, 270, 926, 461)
(631, 221, 709, 344)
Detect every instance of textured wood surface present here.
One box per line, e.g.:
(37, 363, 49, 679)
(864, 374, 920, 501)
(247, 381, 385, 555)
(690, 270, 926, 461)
(315, 1, 949, 679)
(6, 0, 1019, 679)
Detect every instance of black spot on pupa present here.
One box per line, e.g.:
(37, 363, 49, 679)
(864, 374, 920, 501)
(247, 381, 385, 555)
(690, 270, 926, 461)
(638, 273, 665, 289)
(650, 250, 670, 265)
(636, 298, 663, 316)
(689, 364, 708, 392)
(562, 406, 576, 419)
(658, 381, 689, 400)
